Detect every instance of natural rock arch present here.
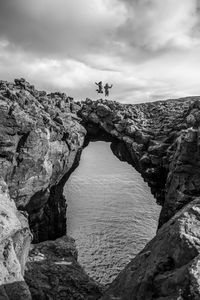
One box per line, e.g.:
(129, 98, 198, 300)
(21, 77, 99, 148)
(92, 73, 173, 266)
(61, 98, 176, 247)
(79, 98, 198, 228)
(1, 79, 200, 299)
(79, 99, 200, 300)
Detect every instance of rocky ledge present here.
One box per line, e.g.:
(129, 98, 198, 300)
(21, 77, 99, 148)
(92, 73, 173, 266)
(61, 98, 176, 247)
(1, 78, 200, 299)
(25, 236, 102, 300)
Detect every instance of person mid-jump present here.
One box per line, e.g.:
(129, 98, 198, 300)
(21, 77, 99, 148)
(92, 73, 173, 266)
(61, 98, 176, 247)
(104, 83, 113, 97)
(95, 81, 103, 94)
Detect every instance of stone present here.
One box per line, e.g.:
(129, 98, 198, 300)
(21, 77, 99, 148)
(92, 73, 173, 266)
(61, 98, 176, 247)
(114, 122, 125, 133)
(96, 104, 112, 118)
(89, 112, 99, 124)
(186, 114, 196, 126)
(150, 154, 161, 166)
(139, 154, 151, 166)
(125, 124, 137, 137)
(0, 179, 32, 299)
(38, 91, 47, 97)
(148, 143, 169, 155)
(25, 236, 102, 300)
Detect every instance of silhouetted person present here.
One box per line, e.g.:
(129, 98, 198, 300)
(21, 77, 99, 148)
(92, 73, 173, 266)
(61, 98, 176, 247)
(95, 81, 103, 94)
(104, 83, 113, 97)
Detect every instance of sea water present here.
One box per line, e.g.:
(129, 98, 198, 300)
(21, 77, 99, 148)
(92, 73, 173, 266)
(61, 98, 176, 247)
(64, 141, 161, 285)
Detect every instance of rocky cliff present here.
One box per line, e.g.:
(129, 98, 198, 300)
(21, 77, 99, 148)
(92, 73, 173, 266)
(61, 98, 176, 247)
(1, 78, 200, 299)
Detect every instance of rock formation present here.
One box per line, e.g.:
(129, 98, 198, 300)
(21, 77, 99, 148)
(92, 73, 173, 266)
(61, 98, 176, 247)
(101, 198, 200, 300)
(79, 97, 198, 227)
(1, 78, 200, 299)
(0, 78, 86, 243)
(0, 178, 32, 299)
(0, 78, 101, 299)
(25, 236, 102, 300)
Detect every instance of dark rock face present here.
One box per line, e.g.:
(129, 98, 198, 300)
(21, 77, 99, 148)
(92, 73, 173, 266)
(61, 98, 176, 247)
(25, 236, 102, 300)
(0, 281, 32, 300)
(1, 79, 200, 299)
(28, 149, 83, 243)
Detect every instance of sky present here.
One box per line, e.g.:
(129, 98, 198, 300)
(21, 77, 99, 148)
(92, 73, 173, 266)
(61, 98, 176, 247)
(0, 0, 200, 103)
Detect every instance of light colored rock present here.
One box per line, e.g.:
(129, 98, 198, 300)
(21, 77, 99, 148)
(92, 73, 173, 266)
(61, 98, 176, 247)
(125, 124, 137, 137)
(0, 179, 32, 299)
(186, 113, 196, 126)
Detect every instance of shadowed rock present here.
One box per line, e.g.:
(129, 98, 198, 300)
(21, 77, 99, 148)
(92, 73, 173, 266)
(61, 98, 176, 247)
(0, 281, 32, 300)
(25, 236, 102, 300)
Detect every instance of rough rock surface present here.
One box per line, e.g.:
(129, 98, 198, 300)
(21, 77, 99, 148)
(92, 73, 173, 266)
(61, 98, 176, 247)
(25, 236, 102, 300)
(1, 79, 200, 299)
(0, 178, 32, 299)
(79, 97, 200, 227)
(0, 78, 98, 299)
(101, 198, 200, 300)
(0, 78, 86, 242)
(79, 98, 200, 299)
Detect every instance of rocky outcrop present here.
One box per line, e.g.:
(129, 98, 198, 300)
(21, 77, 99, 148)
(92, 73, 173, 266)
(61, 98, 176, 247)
(0, 78, 96, 299)
(0, 78, 86, 242)
(25, 236, 102, 300)
(1, 79, 200, 299)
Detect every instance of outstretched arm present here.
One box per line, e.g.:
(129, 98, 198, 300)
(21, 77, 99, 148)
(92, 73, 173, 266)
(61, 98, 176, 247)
(108, 84, 113, 88)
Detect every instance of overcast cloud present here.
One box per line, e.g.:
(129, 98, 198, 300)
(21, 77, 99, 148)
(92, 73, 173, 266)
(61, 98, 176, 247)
(0, 0, 200, 103)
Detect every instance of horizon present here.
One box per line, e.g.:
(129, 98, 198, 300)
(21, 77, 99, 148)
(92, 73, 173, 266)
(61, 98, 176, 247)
(3, 77, 200, 105)
(1, 0, 200, 103)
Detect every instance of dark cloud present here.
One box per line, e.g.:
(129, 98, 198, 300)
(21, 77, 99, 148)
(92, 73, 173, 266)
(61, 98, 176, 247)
(1, 0, 198, 63)
(0, 0, 200, 103)
(0, 0, 125, 59)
